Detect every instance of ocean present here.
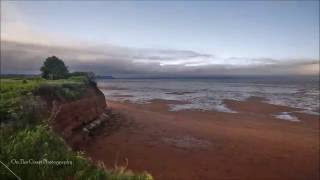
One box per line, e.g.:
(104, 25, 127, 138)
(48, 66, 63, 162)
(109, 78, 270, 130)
(97, 76, 319, 116)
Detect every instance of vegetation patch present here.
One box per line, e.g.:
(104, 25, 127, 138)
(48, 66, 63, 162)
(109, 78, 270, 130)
(1, 69, 152, 179)
(0, 125, 152, 180)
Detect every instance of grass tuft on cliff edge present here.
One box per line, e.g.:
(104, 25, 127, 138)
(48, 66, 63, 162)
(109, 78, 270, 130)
(0, 76, 153, 180)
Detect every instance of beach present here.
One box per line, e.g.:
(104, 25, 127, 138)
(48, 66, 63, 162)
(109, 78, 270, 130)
(2, 1, 319, 179)
(78, 97, 319, 180)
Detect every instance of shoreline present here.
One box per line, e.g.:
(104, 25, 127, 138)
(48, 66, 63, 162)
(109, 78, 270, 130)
(78, 98, 319, 180)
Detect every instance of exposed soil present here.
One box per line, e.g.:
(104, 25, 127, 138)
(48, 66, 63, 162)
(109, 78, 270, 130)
(76, 98, 319, 180)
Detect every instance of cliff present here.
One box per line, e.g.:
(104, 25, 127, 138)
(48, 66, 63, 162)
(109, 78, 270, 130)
(49, 84, 107, 141)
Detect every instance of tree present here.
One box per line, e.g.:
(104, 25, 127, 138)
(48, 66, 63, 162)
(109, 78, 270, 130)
(40, 56, 69, 80)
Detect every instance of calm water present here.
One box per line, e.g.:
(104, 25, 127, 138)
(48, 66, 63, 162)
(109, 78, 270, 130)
(97, 76, 319, 116)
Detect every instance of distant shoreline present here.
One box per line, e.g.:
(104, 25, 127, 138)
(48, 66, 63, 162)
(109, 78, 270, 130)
(98, 75, 319, 80)
(2, 74, 318, 80)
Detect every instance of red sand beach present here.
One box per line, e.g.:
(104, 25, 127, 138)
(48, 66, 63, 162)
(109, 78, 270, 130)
(77, 98, 319, 180)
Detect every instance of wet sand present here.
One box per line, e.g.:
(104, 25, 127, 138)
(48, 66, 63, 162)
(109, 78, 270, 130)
(79, 98, 319, 180)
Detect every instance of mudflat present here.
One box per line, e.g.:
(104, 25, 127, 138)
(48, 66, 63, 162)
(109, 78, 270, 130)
(78, 98, 319, 180)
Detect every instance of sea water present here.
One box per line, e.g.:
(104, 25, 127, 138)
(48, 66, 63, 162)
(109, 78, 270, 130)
(97, 76, 319, 116)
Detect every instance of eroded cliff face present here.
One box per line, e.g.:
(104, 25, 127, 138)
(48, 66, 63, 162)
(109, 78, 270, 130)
(48, 85, 107, 140)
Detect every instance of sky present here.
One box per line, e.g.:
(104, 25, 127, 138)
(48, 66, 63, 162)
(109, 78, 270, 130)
(1, 1, 319, 77)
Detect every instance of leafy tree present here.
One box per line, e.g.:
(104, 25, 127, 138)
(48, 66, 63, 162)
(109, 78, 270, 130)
(40, 56, 69, 80)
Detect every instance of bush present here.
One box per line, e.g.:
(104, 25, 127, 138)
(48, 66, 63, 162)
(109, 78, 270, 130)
(0, 79, 41, 126)
(69, 72, 95, 80)
(34, 83, 86, 101)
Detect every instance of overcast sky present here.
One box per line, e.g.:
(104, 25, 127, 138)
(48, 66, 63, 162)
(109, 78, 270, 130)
(1, 1, 319, 77)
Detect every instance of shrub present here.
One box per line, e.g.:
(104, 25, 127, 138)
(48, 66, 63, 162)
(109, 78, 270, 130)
(33, 83, 86, 101)
(0, 79, 41, 126)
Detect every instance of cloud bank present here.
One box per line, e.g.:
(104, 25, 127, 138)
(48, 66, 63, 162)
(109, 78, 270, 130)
(1, 40, 318, 77)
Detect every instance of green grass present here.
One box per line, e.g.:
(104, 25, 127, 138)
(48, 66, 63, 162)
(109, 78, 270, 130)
(0, 125, 152, 180)
(0, 76, 153, 180)
(0, 77, 87, 125)
(0, 78, 42, 126)
(34, 75, 91, 101)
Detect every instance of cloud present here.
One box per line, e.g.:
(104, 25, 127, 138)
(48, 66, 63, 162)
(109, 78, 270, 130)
(1, 2, 318, 77)
(1, 40, 318, 76)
